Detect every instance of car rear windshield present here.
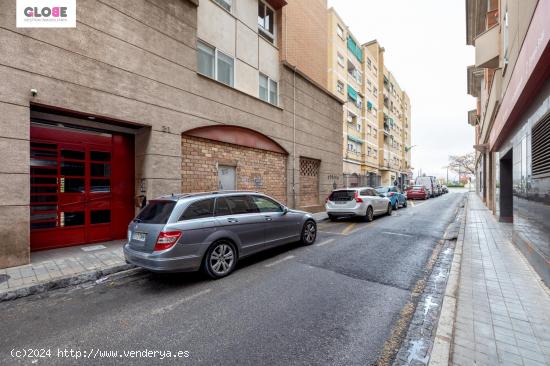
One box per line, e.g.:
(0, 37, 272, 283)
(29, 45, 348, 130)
(329, 190, 355, 201)
(412, 186, 424, 190)
(135, 200, 176, 224)
(376, 187, 389, 193)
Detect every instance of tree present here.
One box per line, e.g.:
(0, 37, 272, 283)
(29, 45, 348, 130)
(448, 152, 475, 177)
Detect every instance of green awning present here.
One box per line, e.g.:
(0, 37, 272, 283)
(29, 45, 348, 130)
(347, 85, 357, 101)
(347, 36, 363, 63)
(347, 135, 364, 144)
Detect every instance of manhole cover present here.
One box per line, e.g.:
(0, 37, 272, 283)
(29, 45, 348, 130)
(0, 274, 10, 284)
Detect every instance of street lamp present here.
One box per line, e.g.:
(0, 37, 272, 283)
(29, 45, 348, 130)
(404, 145, 417, 152)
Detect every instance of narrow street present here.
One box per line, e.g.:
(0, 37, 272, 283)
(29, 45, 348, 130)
(0, 192, 466, 366)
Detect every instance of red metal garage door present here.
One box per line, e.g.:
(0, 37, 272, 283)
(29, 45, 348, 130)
(30, 125, 134, 250)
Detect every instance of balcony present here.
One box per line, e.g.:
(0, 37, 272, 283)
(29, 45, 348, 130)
(468, 109, 479, 126)
(475, 25, 499, 69)
(467, 65, 483, 98)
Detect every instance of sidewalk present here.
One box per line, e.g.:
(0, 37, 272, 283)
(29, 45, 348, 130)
(0, 240, 132, 301)
(450, 193, 550, 365)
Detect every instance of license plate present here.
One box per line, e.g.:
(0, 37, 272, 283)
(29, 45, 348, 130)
(335, 201, 350, 205)
(132, 231, 147, 242)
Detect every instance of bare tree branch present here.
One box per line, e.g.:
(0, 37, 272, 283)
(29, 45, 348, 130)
(448, 152, 476, 176)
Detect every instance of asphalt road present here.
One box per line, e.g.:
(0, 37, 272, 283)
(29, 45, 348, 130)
(0, 191, 466, 366)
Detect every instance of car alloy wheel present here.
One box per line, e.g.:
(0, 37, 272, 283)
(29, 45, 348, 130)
(301, 220, 316, 245)
(366, 206, 374, 222)
(387, 203, 392, 215)
(206, 241, 236, 278)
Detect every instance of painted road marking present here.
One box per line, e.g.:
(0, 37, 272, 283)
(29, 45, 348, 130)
(409, 200, 415, 207)
(342, 223, 357, 235)
(382, 231, 414, 237)
(265, 255, 295, 267)
(151, 289, 212, 315)
(318, 231, 347, 236)
(412, 201, 428, 207)
(315, 239, 335, 247)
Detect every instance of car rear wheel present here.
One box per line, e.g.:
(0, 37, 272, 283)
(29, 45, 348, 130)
(365, 206, 374, 222)
(403, 200, 408, 208)
(386, 203, 392, 216)
(300, 220, 317, 245)
(393, 200, 399, 210)
(203, 240, 237, 279)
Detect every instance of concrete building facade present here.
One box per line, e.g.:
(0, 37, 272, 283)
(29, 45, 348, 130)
(0, 0, 343, 268)
(326, 8, 412, 188)
(465, 0, 550, 285)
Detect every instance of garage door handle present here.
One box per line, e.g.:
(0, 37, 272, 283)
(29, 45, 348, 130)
(227, 218, 239, 223)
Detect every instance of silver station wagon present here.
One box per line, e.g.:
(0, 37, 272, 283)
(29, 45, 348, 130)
(124, 192, 317, 278)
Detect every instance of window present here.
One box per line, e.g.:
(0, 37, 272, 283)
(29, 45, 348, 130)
(356, 70, 362, 85)
(373, 87, 378, 97)
(197, 40, 215, 78)
(180, 199, 214, 220)
(197, 40, 234, 87)
(337, 52, 344, 67)
(225, 196, 259, 214)
(356, 122, 361, 132)
(368, 125, 372, 135)
(367, 147, 372, 156)
(336, 80, 344, 94)
(356, 95, 363, 109)
(347, 110, 357, 123)
(269, 79, 277, 105)
(367, 58, 372, 69)
(336, 24, 344, 39)
(217, 51, 234, 87)
(136, 200, 176, 224)
(259, 73, 268, 101)
(214, 197, 232, 216)
(259, 73, 278, 105)
(214, 0, 231, 11)
(252, 196, 283, 213)
(258, 1, 275, 42)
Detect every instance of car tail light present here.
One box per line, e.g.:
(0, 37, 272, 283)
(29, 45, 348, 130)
(389, 192, 395, 196)
(325, 195, 330, 203)
(354, 191, 363, 203)
(154, 231, 182, 251)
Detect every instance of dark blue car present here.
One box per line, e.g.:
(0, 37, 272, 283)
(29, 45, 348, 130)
(376, 186, 407, 210)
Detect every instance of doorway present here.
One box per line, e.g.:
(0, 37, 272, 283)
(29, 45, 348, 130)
(499, 149, 513, 222)
(30, 124, 134, 250)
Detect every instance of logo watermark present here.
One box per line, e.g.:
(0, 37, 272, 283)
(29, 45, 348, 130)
(16, 0, 76, 28)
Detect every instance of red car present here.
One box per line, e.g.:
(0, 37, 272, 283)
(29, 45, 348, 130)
(406, 185, 430, 200)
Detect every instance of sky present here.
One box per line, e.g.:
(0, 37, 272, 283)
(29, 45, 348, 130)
(327, 0, 476, 180)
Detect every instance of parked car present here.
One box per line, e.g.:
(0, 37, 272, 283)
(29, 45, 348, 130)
(325, 187, 392, 221)
(375, 186, 407, 210)
(406, 185, 430, 200)
(124, 191, 317, 279)
(415, 176, 437, 198)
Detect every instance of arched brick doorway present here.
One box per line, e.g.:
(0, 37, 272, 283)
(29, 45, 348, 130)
(182, 125, 288, 204)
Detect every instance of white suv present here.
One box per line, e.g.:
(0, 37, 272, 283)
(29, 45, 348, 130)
(325, 187, 392, 221)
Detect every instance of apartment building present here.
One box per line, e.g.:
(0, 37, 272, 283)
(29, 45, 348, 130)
(0, 0, 343, 268)
(466, 0, 550, 284)
(327, 9, 412, 188)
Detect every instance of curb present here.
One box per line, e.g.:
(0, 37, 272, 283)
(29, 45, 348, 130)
(0, 263, 139, 303)
(428, 196, 468, 366)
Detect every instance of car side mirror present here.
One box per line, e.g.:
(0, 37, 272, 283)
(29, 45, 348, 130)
(282, 206, 289, 215)
(379, 194, 385, 198)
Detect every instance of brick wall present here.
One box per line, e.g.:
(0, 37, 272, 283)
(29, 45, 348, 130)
(182, 135, 288, 204)
(279, 0, 328, 88)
